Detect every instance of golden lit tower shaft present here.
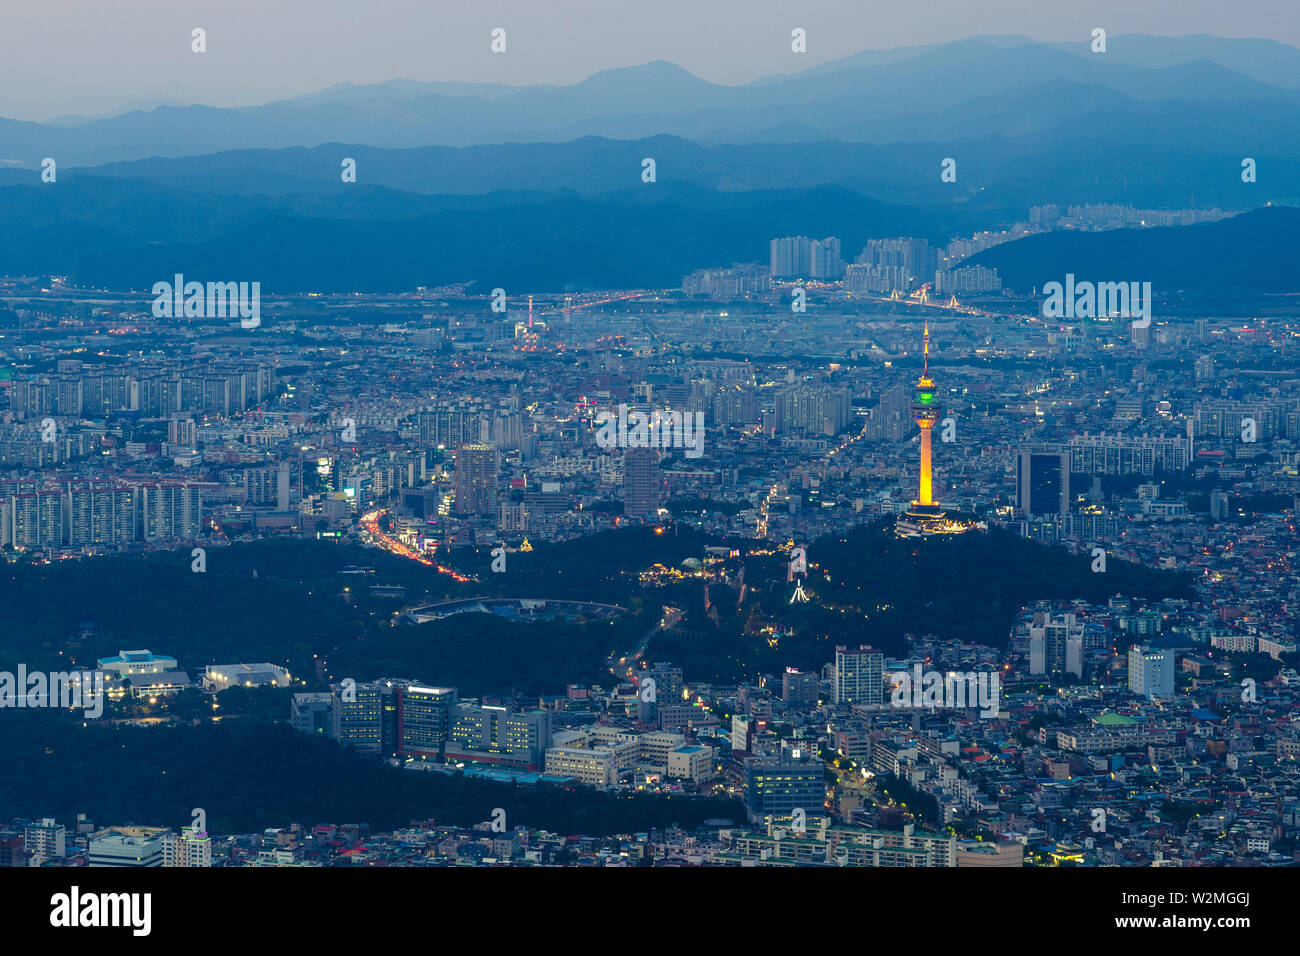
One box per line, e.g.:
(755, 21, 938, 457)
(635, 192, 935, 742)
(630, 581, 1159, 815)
(913, 321, 939, 508)
(918, 423, 933, 506)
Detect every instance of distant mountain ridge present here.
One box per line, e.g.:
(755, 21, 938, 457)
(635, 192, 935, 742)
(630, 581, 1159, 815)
(2, 36, 1299, 164)
(6, 122, 1296, 216)
(0, 179, 955, 293)
(0, 170, 1295, 294)
(1, 33, 1297, 294)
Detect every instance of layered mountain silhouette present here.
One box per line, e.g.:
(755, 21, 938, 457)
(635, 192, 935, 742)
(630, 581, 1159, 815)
(3, 36, 1300, 164)
(0, 34, 1298, 293)
(0, 180, 955, 292)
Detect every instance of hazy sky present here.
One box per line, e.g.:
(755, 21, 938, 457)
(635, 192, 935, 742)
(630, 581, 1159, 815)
(2, 0, 1296, 120)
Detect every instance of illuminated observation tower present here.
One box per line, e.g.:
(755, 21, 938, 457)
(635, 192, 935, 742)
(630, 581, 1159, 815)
(913, 323, 940, 509)
(898, 322, 949, 535)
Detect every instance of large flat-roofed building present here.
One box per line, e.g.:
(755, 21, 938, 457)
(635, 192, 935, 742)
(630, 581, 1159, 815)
(127, 671, 192, 699)
(96, 649, 178, 678)
(545, 747, 619, 786)
(956, 841, 1024, 867)
(724, 819, 956, 867)
(89, 827, 168, 867)
(447, 704, 552, 771)
(637, 730, 687, 771)
(204, 662, 290, 691)
(667, 745, 714, 783)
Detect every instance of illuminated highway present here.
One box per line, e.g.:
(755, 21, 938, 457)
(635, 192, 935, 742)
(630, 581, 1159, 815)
(359, 508, 476, 584)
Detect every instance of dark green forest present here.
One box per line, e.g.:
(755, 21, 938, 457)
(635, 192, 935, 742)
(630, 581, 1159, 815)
(646, 521, 1194, 681)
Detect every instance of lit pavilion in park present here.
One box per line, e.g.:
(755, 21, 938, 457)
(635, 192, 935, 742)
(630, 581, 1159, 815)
(895, 321, 981, 538)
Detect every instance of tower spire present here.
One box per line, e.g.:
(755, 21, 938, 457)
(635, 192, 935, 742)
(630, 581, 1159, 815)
(923, 320, 930, 377)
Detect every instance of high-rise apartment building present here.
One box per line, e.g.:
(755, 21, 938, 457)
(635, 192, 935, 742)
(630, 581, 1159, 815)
(834, 645, 884, 705)
(770, 236, 812, 278)
(9, 490, 62, 549)
(23, 819, 65, 864)
(162, 825, 212, 867)
(1063, 433, 1192, 476)
(1028, 612, 1085, 677)
(774, 385, 853, 436)
(0, 831, 23, 867)
(856, 238, 937, 286)
(770, 236, 844, 278)
(454, 443, 499, 516)
(682, 263, 771, 298)
(623, 446, 661, 519)
(140, 483, 202, 540)
(809, 237, 844, 278)
(66, 483, 137, 547)
(419, 401, 486, 448)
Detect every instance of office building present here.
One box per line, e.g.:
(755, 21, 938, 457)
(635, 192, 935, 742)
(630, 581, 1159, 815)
(396, 684, 459, 758)
(743, 757, 825, 823)
(1128, 644, 1175, 700)
(782, 667, 820, 710)
(1017, 448, 1071, 516)
(291, 692, 333, 735)
(447, 704, 552, 771)
(332, 680, 383, 754)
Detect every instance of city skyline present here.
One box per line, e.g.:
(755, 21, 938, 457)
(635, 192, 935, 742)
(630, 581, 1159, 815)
(0, 9, 1294, 932)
